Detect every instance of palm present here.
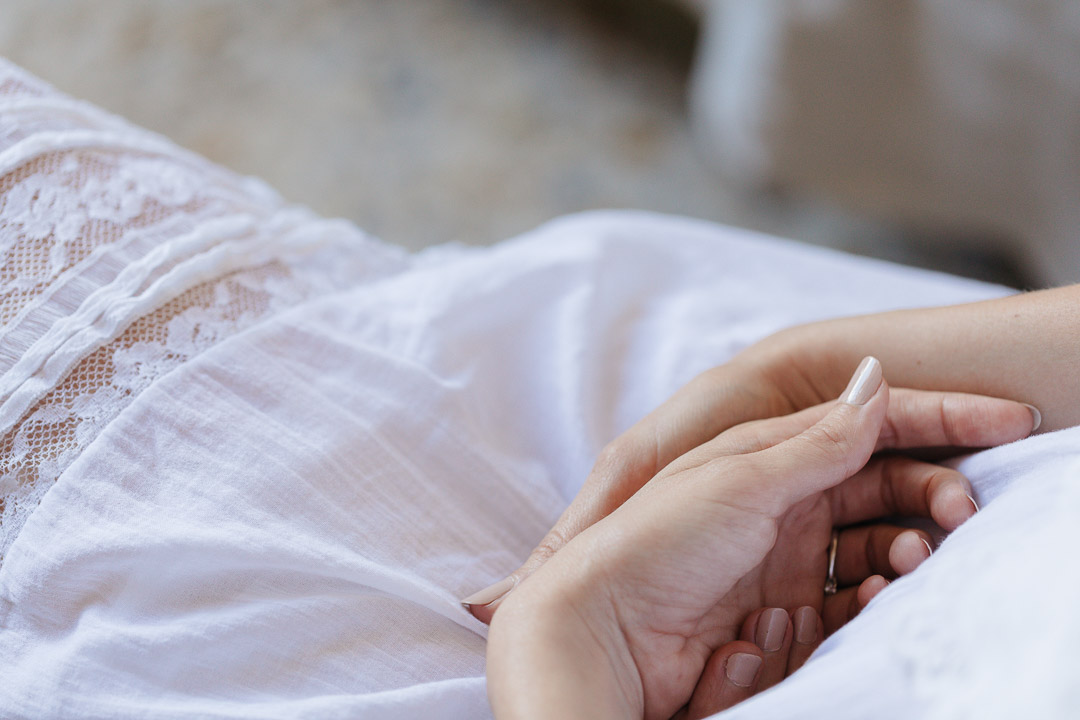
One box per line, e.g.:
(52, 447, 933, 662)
(614, 491, 835, 716)
(746, 494, 834, 612)
(485, 367, 1035, 720)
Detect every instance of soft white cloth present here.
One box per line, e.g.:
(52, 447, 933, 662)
(2, 60, 1079, 719)
(4, 207, 1077, 718)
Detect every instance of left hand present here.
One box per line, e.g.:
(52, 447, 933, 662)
(485, 358, 996, 719)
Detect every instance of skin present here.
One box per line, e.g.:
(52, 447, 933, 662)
(484, 361, 1038, 718)
(471, 287, 1073, 713)
(469, 287, 1074, 625)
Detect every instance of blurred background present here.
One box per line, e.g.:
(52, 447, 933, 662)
(3, 0, 1076, 288)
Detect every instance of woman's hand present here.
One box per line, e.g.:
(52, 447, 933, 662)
(465, 288, 1064, 622)
(673, 605, 825, 719)
(485, 358, 978, 719)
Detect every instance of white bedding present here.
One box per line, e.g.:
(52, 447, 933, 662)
(2, 60, 1079, 719)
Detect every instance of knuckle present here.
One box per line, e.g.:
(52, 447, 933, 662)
(924, 465, 966, 498)
(875, 457, 900, 511)
(938, 395, 968, 447)
(805, 421, 852, 455)
(878, 409, 900, 449)
(529, 525, 571, 565)
(594, 440, 629, 478)
(865, 529, 882, 573)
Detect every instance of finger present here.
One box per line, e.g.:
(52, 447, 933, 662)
(829, 455, 978, 531)
(875, 390, 1038, 451)
(822, 575, 889, 635)
(750, 357, 888, 513)
(823, 586, 862, 636)
(685, 642, 764, 719)
(674, 387, 1035, 472)
(465, 370, 779, 622)
(738, 608, 793, 691)
(787, 606, 823, 674)
(834, 525, 934, 585)
(858, 575, 890, 606)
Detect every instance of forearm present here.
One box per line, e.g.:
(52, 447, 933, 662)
(763, 285, 1080, 432)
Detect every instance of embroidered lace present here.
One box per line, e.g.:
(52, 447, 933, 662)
(0, 60, 406, 563)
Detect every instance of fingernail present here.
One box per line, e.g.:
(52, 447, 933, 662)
(1022, 403, 1042, 433)
(726, 653, 763, 688)
(757, 607, 788, 652)
(921, 538, 934, 557)
(461, 576, 516, 609)
(793, 606, 818, 645)
(966, 493, 980, 513)
(842, 356, 882, 406)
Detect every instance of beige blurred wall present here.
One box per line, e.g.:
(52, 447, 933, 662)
(1, 0, 750, 250)
(4, 0, 999, 284)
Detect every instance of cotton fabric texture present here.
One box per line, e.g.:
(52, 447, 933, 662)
(1, 59, 1078, 719)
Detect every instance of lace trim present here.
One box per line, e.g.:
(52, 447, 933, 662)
(0, 262, 304, 561)
(0, 59, 406, 566)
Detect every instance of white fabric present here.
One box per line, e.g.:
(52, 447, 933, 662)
(0, 58, 407, 562)
(2, 60, 1080, 719)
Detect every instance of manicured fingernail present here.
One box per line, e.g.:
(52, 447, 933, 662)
(757, 607, 788, 652)
(842, 356, 882, 406)
(726, 653, 763, 688)
(921, 538, 934, 557)
(793, 606, 818, 645)
(966, 493, 980, 513)
(461, 576, 516, 609)
(1022, 403, 1042, 433)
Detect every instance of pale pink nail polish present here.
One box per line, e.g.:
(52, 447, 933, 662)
(842, 357, 883, 406)
(793, 606, 818, 645)
(726, 653, 763, 688)
(757, 608, 788, 652)
(461, 576, 516, 609)
(1021, 403, 1042, 433)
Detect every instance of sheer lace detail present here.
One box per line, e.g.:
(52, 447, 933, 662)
(0, 59, 406, 564)
(0, 263, 307, 560)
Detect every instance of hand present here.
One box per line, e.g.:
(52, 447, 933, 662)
(464, 339, 1038, 622)
(674, 605, 824, 719)
(485, 359, 952, 718)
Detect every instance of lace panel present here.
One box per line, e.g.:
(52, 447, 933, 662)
(0, 262, 307, 560)
(0, 59, 406, 565)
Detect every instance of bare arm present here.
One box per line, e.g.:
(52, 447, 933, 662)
(465, 286, 1071, 623)
(762, 285, 1080, 433)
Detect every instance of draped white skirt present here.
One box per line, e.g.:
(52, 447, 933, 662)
(1, 59, 1077, 719)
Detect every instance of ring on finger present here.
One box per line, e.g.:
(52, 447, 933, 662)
(824, 529, 839, 596)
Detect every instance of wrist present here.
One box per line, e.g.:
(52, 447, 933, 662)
(487, 551, 642, 719)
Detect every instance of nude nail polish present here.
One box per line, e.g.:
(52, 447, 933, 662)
(726, 653, 763, 688)
(842, 357, 882, 406)
(1022, 403, 1042, 433)
(461, 576, 516, 609)
(757, 607, 788, 652)
(793, 606, 818, 645)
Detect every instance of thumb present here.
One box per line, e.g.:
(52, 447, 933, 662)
(754, 356, 887, 511)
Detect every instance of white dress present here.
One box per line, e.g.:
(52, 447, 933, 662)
(1, 58, 1078, 719)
